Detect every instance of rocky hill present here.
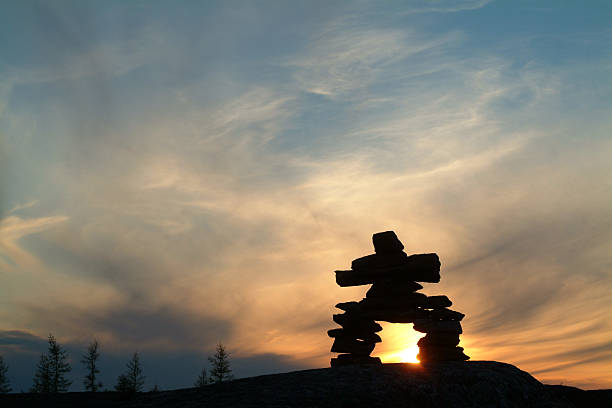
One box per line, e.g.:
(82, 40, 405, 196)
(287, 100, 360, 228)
(1, 361, 610, 407)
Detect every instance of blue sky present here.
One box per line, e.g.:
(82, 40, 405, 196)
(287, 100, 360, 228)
(1, 0, 612, 391)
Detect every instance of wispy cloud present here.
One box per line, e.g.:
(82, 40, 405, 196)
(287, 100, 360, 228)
(287, 15, 462, 98)
(382, 0, 493, 15)
(0, 214, 68, 270)
(7, 200, 38, 214)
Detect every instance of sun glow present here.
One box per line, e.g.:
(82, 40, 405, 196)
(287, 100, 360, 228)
(398, 345, 421, 363)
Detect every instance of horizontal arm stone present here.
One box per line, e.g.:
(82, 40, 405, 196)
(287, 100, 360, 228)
(335, 253, 441, 286)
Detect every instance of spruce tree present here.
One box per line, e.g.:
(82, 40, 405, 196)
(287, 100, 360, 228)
(208, 343, 233, 383)
(31, 353, 51, 393)
(0, 355, 11, 393)
(194, 367, 208, 388)
(47, 334, 72, 392)
(115, 352, 145, 393)
(81, 340, 102, 392)
(115, 374, 130, 393)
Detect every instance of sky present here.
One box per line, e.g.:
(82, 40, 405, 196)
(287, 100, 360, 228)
(1, 0, 611, 392)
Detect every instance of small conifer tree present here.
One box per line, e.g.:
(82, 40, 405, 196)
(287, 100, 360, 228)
(81, 340, 102, 392)
(0, 355, 11, 393)
(115, 352, 145, 393)
(194, 367, 208, 388)
(31, 353, 51, 393)
(208, 343, 233, 383)
(115, 374, 130, 393)
(47, 334, 72, 392)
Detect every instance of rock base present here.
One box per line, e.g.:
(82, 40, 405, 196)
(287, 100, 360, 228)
(330, 354, 382, 367)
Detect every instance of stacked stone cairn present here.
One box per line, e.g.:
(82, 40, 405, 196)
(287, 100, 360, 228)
(329, 231, 469, 366)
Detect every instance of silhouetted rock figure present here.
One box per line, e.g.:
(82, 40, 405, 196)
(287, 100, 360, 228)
(329, 231, 469, 366)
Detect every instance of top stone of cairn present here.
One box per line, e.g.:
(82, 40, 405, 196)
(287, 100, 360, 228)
(372, 231, 404, 253)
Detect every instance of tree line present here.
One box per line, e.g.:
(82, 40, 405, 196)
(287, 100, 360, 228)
(0, 334, 233, 393)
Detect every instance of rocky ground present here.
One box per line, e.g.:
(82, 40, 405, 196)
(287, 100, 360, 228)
(1, 361, 610, 407)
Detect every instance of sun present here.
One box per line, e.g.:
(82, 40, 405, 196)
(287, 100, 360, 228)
(397, 345, 420, 363)
(376, 323, 425, 364)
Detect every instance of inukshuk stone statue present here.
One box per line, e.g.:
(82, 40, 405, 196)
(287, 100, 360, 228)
(329, 231, 469, 366)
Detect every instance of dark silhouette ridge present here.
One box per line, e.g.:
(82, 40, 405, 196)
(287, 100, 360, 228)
(330, 231, 469, 366)
(2, 362, 606, 407)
